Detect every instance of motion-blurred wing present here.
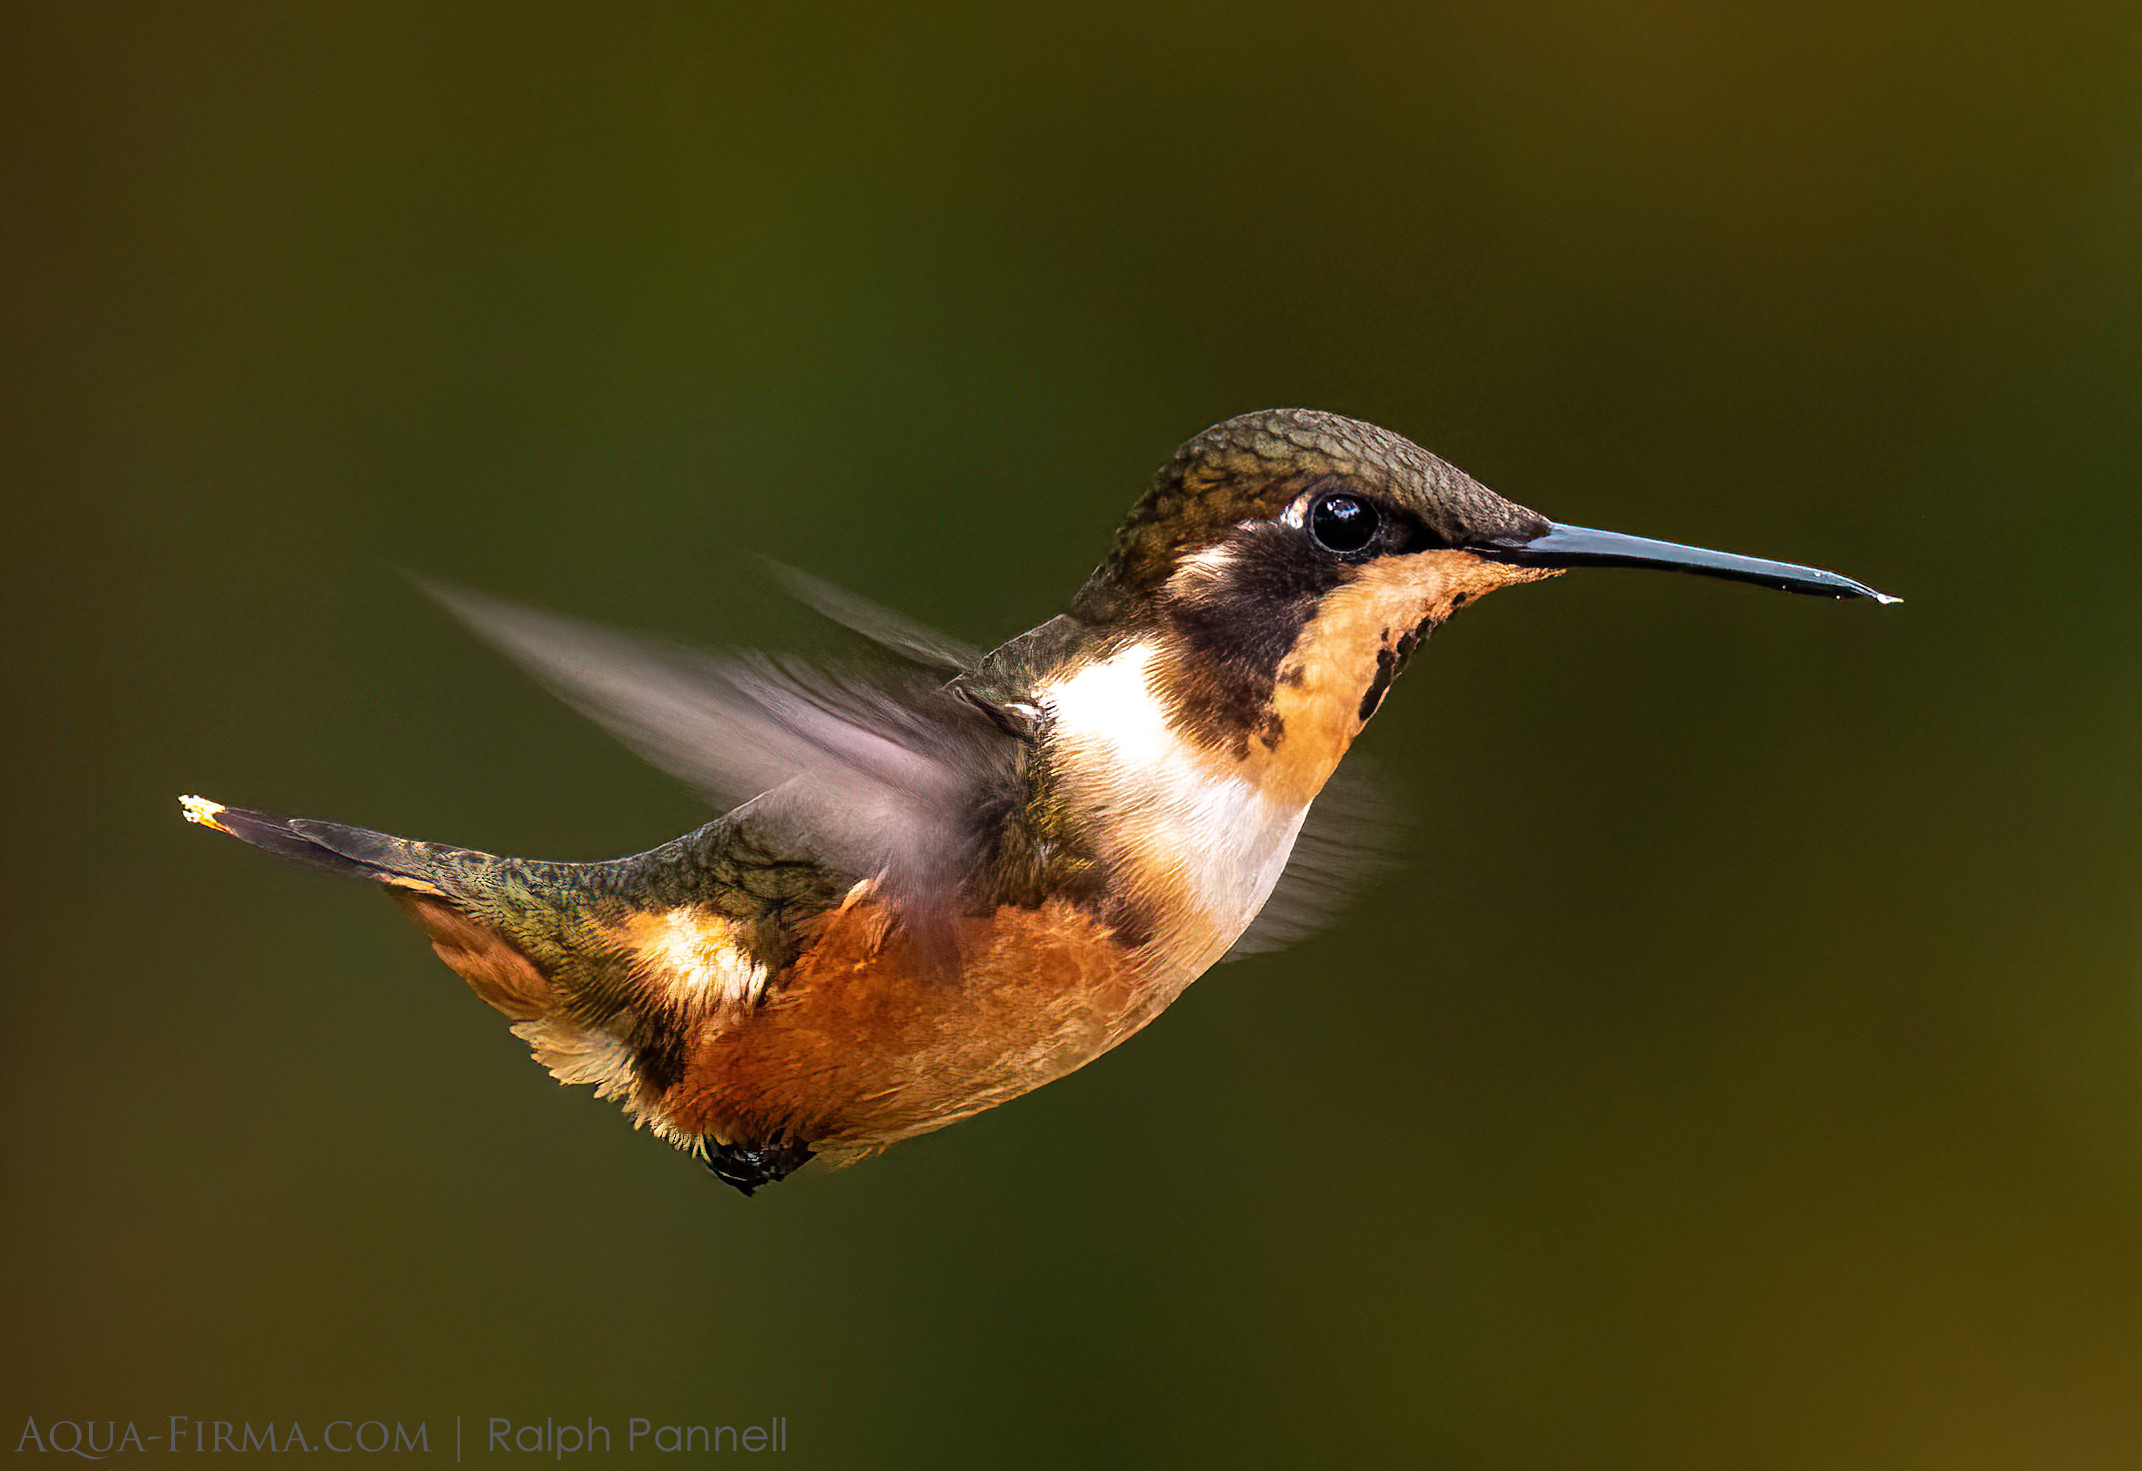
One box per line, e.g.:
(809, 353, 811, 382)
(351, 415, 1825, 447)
(764, 560, 982, 674)
(419, 579, 1020, 946)
(1223, 756, 1406, 959)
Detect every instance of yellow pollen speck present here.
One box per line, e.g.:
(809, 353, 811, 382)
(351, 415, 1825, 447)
(178, 794, 230, 832)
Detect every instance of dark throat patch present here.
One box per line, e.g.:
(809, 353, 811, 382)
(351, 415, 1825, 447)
(1153, 520, 1350, 758)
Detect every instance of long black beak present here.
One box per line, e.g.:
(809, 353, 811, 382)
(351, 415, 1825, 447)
(1477, 523, 1898, 603)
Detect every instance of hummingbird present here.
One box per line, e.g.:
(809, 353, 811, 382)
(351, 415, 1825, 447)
(181, 409, 1894, 1194)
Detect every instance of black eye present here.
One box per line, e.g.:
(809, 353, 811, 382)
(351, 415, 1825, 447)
(1309, 494, 1380, 554)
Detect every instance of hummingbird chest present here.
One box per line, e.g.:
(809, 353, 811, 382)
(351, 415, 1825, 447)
(1036, 638, 1314, 976)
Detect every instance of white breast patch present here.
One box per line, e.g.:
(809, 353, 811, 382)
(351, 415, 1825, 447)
(1039, 641, 1309, 966)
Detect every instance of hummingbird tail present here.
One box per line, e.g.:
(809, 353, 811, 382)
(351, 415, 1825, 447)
(179, 793, 574, 1025)
(181, 794, 752, 1152)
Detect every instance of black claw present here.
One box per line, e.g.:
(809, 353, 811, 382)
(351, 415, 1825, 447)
(700, 1138, 813, 1196)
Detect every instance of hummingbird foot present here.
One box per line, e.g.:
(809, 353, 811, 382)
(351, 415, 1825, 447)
(698, 1138, 814, 1196)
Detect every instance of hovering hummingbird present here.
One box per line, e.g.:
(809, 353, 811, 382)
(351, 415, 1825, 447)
(182, 409, 1894, 1194)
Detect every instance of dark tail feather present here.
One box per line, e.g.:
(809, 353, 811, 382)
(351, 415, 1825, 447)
(179, 795, 464, 897)
(182, 796, 574, 1026)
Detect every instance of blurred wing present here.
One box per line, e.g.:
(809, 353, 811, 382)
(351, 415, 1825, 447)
(1223, 755, 1407, 960)
(763, 559, 982, 674)
(418, 578, 1020, 947)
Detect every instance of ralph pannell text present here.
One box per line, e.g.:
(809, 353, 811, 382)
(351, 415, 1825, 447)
(15, 1415, 789, 1457)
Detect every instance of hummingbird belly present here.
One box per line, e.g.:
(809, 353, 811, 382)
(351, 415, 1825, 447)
(650, 895, 1162, 1161)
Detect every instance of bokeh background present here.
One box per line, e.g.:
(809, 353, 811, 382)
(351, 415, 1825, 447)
(6, 2, 2140, 1466)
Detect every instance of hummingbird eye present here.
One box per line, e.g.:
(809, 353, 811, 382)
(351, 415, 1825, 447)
(1308, 493, 1381, 554)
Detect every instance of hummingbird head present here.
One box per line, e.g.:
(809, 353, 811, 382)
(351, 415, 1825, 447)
(1055, 408, 1892, 805)
(1074, 409, 1555, 616)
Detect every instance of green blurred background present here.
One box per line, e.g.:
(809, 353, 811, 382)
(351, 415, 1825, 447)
(6, 2, 2140, 1465)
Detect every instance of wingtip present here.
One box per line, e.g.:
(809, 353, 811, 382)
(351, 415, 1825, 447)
(178, 793, 232, 833)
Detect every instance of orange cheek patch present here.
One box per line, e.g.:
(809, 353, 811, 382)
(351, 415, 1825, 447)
(1246, 552, 1557, 806)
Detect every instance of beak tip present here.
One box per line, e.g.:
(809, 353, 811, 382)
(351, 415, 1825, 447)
(1839, 580, 1902, 604)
